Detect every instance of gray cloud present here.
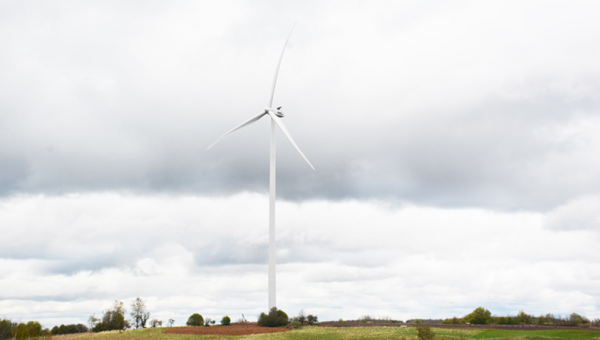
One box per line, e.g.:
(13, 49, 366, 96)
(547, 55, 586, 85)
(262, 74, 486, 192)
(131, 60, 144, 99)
(0, 154, 30, 194)
(1, 1, 600, 211)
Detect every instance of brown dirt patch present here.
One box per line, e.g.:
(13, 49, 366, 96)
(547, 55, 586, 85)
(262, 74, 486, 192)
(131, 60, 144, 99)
(163, 325, 291, 336)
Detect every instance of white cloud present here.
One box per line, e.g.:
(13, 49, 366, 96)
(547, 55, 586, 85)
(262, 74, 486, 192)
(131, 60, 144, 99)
(1, 193, 599, 327)
(544, 196, 600, 231)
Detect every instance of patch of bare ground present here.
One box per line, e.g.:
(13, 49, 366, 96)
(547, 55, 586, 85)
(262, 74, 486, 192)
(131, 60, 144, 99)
(163, 324, 290, 336)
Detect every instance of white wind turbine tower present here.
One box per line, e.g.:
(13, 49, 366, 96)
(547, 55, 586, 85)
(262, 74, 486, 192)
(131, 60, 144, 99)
(207, 26, 314, 310)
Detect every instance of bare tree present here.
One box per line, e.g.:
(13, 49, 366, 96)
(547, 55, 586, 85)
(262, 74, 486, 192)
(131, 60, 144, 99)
(130, 297, 150, 329)
(359, 315, 373, 323)
(297, 309, 307, 325)
(167, 319, 175, 327)
(88, 314, 99, 330)
(150, 319, 162, 328)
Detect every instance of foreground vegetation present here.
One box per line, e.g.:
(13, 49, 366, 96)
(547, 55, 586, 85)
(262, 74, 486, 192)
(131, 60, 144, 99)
(55, 325, 600, 340)
(3, 305, 599, 340)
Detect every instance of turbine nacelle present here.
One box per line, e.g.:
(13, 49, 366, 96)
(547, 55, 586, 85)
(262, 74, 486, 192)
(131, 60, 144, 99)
(265, 107, 285, 118)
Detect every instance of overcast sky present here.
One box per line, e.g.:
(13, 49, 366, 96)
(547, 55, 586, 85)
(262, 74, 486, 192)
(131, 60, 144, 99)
(1, 0, 599, 328)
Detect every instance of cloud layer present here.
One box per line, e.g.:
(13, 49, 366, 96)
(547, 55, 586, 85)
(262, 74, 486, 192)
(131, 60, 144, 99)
(1, 1, 600, 211)
(1, 0, 600, 328)
(1, 193, 599, 327)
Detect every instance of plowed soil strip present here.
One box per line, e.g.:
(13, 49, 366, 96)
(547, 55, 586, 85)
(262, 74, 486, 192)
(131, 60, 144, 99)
(164, 325, 290, 336)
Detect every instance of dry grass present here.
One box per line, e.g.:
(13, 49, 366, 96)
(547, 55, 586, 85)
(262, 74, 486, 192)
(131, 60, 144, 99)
(57, 326, 600, 340)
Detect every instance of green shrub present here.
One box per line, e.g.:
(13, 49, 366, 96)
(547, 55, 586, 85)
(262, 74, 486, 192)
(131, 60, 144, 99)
(287, 321, 302, 329)
(417, 325, 435, 340)
(26, 321, 42, 338)
(464, 307, 491, 324)
(13, 323, 28, 340)
(109, 311, 127, 330)
(0, 319, 12, 340)
(338, 318, 344, 323)
(258, 314, 287, 327)
(257, 307, 289, 327)
(275, 309, 288, 320)
(91, 302, 129, 332)
(186, 314, 204, 327)
(220, 316, 231, 326)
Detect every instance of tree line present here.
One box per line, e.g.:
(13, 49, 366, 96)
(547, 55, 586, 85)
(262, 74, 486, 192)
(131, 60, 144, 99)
(0, 320, 49, 340)
(88, 298, 173, 332)
(1, 318, 91, 340)
(340, 308, 599, 327)
(50, 324, 88, 335)
(183, 307, 317, 329)
(440, 307, 600, 326)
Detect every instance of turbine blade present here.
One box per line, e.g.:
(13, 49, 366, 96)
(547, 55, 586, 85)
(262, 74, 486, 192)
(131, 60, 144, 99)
(267, 110, 314, 170)
(269, 22, 297, 108)
(207, 112, 267, 150)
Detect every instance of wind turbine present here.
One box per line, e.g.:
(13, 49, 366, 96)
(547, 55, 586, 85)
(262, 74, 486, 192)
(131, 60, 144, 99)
(207, 26, 314, 310)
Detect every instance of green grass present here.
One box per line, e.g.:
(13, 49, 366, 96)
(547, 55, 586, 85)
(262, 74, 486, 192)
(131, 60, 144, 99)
(71, 326, 600, 340)
(472, 329, 600, 339)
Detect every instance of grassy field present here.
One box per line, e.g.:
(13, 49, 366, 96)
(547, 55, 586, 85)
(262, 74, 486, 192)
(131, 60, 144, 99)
(69, 326, 600, 340)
